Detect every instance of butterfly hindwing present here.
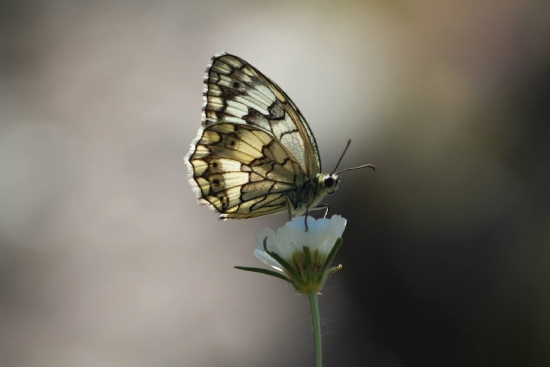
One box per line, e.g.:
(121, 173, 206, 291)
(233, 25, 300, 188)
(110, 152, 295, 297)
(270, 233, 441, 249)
(187, 123, 304, 218)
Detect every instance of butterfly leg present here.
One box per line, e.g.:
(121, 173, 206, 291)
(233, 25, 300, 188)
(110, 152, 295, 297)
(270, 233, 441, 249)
(304, 191, 317, 231)
(285, 195, 293, 221)
(312, 204, 330, 218)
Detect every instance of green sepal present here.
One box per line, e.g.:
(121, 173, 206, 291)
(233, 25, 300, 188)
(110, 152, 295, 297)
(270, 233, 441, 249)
(261, 238, 302, 282)
(326, 264, 343, 277)
(302, 246, 314, 284)
(234, 266, 292, 283)
(318, 237, 343, 276)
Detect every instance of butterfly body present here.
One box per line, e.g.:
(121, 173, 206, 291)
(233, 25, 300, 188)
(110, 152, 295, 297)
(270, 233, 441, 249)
(186, 53, 342, 219)
(286, 173, 340, 217)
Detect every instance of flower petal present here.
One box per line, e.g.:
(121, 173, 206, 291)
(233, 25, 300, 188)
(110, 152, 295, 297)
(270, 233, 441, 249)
(254, 245, 283, 272)
(255, 215, 346, 264)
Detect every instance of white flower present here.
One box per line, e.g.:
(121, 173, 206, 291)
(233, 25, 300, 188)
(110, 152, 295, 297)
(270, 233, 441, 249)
(251, 215, 346, 294)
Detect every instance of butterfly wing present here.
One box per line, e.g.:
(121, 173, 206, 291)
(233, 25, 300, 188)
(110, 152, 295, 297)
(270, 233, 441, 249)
(202, 52, 322, 176)
(187, 123, 304, 218)
(186, 53, 324, 219)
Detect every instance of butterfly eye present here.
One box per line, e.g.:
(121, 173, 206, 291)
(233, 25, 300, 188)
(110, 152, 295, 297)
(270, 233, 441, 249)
(324, 176, 335, 188)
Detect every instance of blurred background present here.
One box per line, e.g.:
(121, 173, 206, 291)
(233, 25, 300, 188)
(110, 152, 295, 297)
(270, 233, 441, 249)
(1, 1, 550, 366)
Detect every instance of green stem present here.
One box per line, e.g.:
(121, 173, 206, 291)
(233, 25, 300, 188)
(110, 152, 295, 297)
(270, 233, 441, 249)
(308, 292, 322, 367)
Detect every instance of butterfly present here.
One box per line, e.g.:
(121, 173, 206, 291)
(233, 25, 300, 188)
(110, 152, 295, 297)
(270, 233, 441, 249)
(185, 52, 373, 220)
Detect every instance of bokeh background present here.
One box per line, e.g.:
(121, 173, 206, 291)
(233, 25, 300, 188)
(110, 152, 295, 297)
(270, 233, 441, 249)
(2, 1, 550, 366)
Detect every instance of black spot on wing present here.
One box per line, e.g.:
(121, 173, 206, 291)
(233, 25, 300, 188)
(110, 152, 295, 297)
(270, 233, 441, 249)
(216, 192, 229, 210)
(267, 99, 285, 120)
(208, 174, 225, 193)
(218, 83, 246, 99)
(242, 107, 269, 127)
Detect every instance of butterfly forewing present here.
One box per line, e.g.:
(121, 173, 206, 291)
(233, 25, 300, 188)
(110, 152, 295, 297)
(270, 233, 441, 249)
(204, 53, 321, 175)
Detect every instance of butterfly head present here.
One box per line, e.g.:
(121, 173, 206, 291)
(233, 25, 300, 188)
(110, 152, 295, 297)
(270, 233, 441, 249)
(321, 174, 341, 195)
(324, 139, 375, 196)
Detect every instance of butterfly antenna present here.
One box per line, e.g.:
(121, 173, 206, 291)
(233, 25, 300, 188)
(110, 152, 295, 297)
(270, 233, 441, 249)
(331, 139, 352, 174)
(335, 164, 375, 175)
(331, 139, 376, 175)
